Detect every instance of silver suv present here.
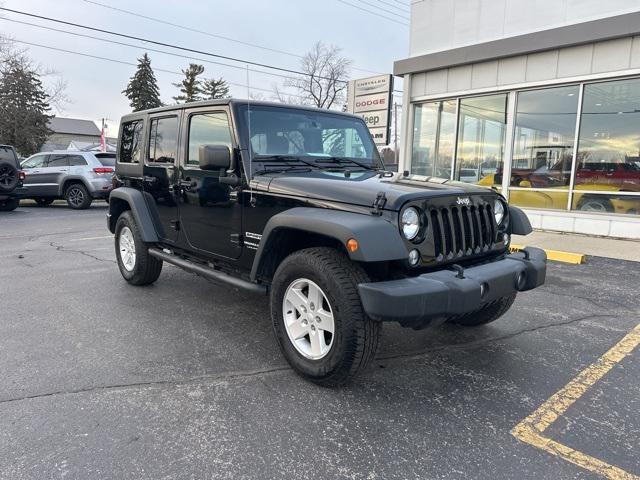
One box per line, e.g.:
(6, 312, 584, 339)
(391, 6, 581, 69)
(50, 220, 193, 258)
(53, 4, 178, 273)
(20, 151, 115, 209)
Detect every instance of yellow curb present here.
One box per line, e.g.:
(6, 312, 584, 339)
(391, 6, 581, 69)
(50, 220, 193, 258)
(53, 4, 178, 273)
(510, 244, 585, 264)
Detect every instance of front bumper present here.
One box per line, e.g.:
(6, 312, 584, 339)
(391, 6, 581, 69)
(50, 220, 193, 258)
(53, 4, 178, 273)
(358, 247, 547, 328)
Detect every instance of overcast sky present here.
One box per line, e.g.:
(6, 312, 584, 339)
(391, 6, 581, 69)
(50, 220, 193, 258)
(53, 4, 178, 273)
(0, 0, 409, 134)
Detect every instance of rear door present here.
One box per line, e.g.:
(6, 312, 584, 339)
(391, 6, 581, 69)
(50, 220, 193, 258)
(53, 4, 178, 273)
(143, 113, 181, 243)
(21, 154, 50, 196)
(41, 154, 71, 196)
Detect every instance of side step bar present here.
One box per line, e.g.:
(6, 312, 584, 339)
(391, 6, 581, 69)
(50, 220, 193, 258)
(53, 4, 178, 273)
(148, 248, 267, 295)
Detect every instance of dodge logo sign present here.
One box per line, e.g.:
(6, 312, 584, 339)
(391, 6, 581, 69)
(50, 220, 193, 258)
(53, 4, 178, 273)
(456, 197, 471, 206)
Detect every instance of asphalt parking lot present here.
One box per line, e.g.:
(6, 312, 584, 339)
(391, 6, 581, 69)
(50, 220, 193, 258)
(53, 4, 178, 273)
(1, 203, 638, 480)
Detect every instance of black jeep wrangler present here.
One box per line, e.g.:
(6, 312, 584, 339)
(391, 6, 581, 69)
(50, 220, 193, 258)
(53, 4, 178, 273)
(108, 100, 546, 386)
(0, 145, 26, 211)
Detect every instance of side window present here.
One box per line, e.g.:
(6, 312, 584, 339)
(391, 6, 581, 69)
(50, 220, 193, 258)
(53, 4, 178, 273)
(68, 155, 88, 166)
(47, 154, 69, 167)
(120, 120, 144, 164)
(187, 112, 232, 165)
(149, 116, 179, 164)
(21, 154, 48, 169)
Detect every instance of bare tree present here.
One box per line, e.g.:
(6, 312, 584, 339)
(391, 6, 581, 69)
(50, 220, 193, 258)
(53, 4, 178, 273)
(279, 41, 351, 110)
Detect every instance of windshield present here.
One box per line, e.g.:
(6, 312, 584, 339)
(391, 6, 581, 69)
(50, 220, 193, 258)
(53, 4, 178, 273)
(95, 153, 116, 167)
(235, 104, 383, 173)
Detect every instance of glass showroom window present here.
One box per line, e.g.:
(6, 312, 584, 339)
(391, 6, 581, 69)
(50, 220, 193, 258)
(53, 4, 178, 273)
(455, 94, 507, 185)
(508, 85, 579, 209)
(411, 100, 456, 178)
(573, 78, 640, 215)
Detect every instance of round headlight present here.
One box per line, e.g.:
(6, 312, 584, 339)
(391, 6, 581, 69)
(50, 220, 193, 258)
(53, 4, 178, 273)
(494, 199, 505, 225)
(401, 207, 420, 240)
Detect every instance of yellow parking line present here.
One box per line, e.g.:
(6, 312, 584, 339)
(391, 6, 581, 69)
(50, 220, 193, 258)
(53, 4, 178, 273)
(510, 244, 585, 264)
(511, 323, 640, 479)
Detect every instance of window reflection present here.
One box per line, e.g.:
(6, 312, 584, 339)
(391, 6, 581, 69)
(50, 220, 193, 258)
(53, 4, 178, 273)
(411, 100, 456, 178)
(456, 94, 507, 183)
(511, 86, 578, 190)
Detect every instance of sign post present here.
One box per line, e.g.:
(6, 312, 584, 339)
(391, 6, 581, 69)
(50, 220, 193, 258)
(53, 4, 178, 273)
(346, 74, 394, 147)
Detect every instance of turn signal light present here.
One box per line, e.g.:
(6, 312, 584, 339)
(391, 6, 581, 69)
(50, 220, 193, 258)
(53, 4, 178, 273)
(346, 238, 359, 253)
(93, 167, 114, 174)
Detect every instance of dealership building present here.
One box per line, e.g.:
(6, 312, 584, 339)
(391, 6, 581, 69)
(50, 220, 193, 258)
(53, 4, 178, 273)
(394, 1, 640, 239)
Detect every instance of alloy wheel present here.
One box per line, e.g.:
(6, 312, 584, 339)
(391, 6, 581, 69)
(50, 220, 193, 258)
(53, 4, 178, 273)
(283, 278, 335, 360)
(67, 187, 85, 207)
(119, 226, 136, 272)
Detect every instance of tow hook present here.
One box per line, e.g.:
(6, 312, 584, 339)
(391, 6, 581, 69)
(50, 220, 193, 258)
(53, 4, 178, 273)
(451, 264, 465, 279)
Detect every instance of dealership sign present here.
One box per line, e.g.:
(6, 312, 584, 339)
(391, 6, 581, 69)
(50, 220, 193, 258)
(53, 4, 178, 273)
(347, 74, 393, 146)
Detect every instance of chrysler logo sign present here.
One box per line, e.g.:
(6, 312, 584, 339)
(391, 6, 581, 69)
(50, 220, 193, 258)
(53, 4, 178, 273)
(456, 197, 471, 206)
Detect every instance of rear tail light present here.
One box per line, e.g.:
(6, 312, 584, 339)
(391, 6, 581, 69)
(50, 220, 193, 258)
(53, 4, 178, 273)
(18, 170, 26, 181)
(93, 167, 114, 174)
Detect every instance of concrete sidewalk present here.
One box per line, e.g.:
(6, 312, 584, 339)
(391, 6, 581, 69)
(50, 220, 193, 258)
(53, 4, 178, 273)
(513, 230, 640, 262)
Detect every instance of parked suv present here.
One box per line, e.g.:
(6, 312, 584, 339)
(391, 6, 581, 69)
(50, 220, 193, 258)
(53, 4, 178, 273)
(0, 145, 26, 211)
(108, 100, 546, 386)
(21, 151, 115, 209)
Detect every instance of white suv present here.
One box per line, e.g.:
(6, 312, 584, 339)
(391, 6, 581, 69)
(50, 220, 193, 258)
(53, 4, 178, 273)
(21, 151, 115, 209)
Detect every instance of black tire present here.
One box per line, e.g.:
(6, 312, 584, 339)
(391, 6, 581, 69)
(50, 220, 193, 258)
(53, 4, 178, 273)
(114, 211, 163, 286)
(0, 198, 19, 211)
(0, 161, 18, 193)
(271, 247, 380, 387)
(451, 293, 517, 327)
(65, 183, 92, 210)
(35, 197, 54, 207)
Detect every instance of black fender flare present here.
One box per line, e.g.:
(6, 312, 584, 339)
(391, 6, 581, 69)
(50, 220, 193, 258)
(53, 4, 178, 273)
(107, 187, 159, 242)
(509, 206, 533, 235)
(250, 207, 408, 281)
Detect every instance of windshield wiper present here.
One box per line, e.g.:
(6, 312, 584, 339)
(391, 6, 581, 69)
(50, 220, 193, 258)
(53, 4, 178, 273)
(252, 154, 320, 169)
(314, 156, 381, 171)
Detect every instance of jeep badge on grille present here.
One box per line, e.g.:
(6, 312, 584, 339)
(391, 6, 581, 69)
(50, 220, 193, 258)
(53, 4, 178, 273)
(456, 197, 471, 206)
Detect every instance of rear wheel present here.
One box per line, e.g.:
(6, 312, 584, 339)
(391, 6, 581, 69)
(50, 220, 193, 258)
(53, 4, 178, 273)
(451, 293, 517, 326)
(65, 183, 92, 210)
(0, 198, 19, 211)
(271, 247, 380, 386)
(115, 211, 163, 285)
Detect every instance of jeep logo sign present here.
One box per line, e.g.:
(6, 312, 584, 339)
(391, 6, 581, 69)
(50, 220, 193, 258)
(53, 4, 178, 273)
(346, 74, 393, 146)
(456, 197, 472, 206)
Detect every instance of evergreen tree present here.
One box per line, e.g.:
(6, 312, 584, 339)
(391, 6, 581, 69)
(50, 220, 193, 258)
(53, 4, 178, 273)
(173, 63, 204, 103)
(202, 77, 230, 99)
(122, 53, 162, 111)
(0, 58, 52, 156)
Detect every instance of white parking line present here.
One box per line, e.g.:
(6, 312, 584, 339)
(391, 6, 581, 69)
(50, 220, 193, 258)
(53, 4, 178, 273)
(67, 235, 113, 242)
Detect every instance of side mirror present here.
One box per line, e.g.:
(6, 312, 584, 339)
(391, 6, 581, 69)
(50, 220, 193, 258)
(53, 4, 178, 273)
(199, 144, 231, 171)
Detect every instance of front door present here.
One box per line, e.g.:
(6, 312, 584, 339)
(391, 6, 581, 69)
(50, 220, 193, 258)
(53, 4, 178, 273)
(143, 114, 181, 243)
(21, 153, 50, 196)
(177, 108, 242, 260)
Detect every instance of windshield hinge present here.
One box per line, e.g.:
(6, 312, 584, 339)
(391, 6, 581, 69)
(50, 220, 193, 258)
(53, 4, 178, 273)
(371, 191, 387, 216)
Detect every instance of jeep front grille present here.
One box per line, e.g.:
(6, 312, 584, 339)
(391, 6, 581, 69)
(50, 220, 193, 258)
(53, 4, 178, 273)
(429, 204, 496, 260)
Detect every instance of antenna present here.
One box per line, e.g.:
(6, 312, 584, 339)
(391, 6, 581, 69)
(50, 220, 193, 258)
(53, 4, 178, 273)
(246, 64, 255, 207)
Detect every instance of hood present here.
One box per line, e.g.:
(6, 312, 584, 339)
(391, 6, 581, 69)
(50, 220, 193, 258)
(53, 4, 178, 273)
(263, 171, 497, 211)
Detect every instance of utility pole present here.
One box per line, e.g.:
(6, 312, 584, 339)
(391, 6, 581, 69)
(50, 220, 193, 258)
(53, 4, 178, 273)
(394, 102, 399, 166)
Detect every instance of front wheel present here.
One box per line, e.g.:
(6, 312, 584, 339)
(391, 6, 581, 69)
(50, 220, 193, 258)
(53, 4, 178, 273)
(271, 247, 380, 386)
(114, 211, 163, 285)
(450, 293, 517, 326)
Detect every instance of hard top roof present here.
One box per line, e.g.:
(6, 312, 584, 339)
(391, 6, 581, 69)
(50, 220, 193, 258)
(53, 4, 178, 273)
(120, 99, 363, 122)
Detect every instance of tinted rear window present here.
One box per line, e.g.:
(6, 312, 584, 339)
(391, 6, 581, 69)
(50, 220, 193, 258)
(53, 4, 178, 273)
(0, 146, 17, 165)
(95, 153, 116, 167)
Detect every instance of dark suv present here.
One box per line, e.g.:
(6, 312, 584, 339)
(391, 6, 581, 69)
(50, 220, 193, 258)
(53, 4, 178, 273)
(107, 100, 546, 386)
(0, 145, 26, 211)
